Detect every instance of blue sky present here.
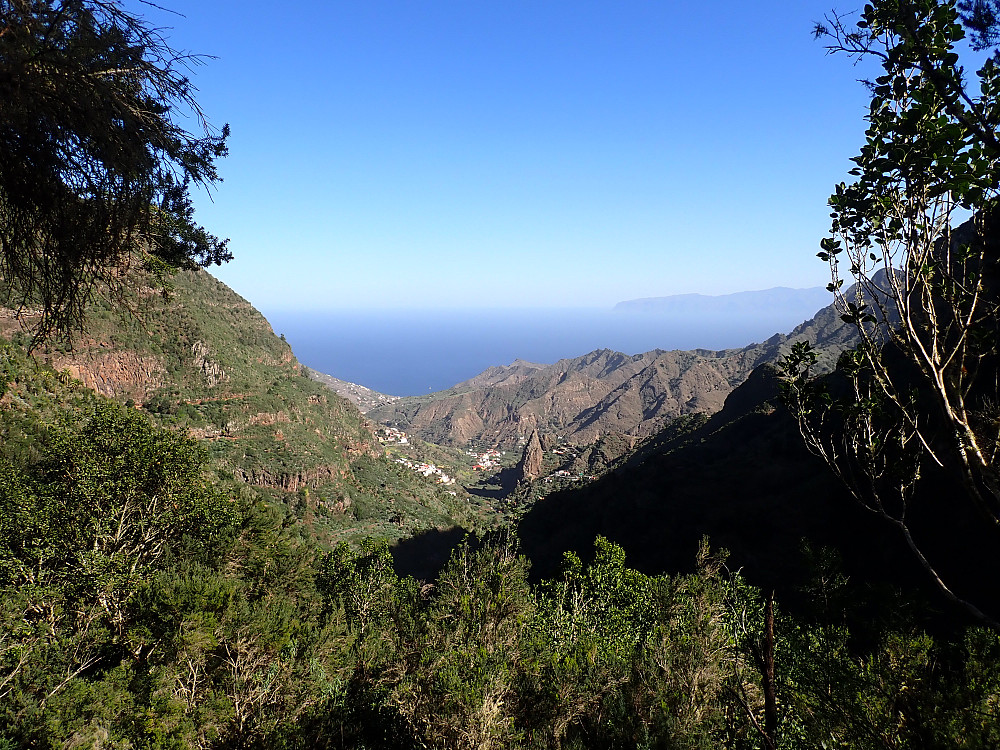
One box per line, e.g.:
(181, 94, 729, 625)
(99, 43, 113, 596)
(135, 0, 879, 311)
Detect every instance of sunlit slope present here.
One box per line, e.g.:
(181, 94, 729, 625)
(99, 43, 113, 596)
(1, 269, 472, 544)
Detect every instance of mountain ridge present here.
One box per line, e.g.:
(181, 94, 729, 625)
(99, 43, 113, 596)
(614, 285, 830, 315)
(364, 294, 853, 448)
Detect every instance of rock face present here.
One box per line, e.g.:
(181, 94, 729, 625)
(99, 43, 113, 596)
(514, 361, 911, 592)
(57, 350, 166, 403)
(191, 340, 226, 387)
(517, 429, 545, 482)
(368, 298, 857, 448)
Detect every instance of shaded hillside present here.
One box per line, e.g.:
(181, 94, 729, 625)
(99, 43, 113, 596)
(515, 365, 924, 596)
(367, 296, 856, 448)
(0, 269, 472, 545)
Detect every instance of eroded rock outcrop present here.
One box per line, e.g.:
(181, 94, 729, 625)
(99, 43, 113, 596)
(231, 463, 350, 493)
(516, 429, 545, 482)
(56, 350, 166, 403)
(191, 340, 226, 387)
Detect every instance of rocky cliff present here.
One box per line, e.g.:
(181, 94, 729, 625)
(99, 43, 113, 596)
(516, 429, 545, 482)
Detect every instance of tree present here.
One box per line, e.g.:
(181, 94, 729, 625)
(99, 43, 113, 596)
(0, 401, 238, 636)
(388, 537, 534, 750)
(0, 0, 230, 340)
(782, 0, 1000, 626)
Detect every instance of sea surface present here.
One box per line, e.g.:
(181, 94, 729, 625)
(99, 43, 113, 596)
(264, 307, 812, 397)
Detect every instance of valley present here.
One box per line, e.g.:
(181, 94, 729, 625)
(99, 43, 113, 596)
(4, 1, 1000, 745)
(299, 291, 857, 515)
(4, 255, 999, 748)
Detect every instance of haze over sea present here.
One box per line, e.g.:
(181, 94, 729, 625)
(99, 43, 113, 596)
(265, 306, 825, 397)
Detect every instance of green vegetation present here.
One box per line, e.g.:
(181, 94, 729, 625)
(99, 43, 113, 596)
(29, 267, 476, 545)
(784, 0, 1000, 627)
(5, 454, 1000, 750)
(2, 0, 1000, 746)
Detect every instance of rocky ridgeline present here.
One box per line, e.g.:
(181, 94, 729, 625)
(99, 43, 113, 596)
(366, 296, 855, 449)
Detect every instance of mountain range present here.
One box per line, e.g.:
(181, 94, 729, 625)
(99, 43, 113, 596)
(363, 294, 856, 448)
(614, 286, 830, 316)
(3, 263, 990, 622)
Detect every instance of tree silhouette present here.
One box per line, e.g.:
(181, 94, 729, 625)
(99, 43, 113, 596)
(784, 0, 1000, 627)
(0, 0, 230, 341)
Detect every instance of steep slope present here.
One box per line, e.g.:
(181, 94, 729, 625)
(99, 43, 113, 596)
(367, 297, 856, 448)
(0, 269, 473, 544)
(515, 365, 921, 594)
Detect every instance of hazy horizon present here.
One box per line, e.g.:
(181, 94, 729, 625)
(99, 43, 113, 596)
(256, 283, 830, 314)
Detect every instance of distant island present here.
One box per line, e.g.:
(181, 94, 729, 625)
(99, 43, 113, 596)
(614, 286, 830, 316)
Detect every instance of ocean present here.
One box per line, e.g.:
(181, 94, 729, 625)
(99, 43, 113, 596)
(263, 307, 809, 397)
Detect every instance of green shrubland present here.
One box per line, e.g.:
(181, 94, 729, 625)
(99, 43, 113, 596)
(0, 344, 995, 747)
(5, 429, 999, 750)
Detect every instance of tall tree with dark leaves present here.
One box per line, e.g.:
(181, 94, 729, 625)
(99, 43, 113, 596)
(0, 0, 230, 341)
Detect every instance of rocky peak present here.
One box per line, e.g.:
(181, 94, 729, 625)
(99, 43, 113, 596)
(517, 428, 545, 482)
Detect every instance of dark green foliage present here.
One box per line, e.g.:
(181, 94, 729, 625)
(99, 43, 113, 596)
(525, 539, 753, 750)
(390, 538, 534, 748)
(0, 402, 238, 644)
(960, 0, 1000, 48)
(790, 0, 1000, 627)
(0, 0, 230, 340)
(1, 377, 998, 749)
(312, 536, 1000, 750)
(0, 342, 338, 746)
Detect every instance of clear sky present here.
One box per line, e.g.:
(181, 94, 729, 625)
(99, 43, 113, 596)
(133, 0, 879, 311)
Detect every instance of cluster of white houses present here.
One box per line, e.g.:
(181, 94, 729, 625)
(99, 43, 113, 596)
(467, 448, 503, 471)
(394, 456, 456, 485)
(542, 469, 598, 483)
(376, 426, 409, 444)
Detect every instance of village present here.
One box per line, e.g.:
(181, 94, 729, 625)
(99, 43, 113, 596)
(392, 455, 456, 485)
(374, 427, 455, 484)
(376, 426, 410, 445)
(376, 426, 598, 489)
(467, 447, 504, 471)
(543, 469, 597, 483)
